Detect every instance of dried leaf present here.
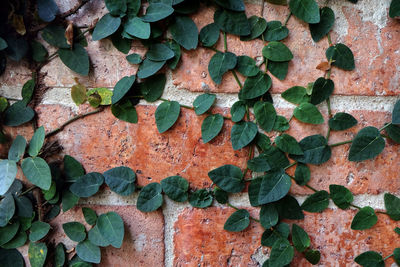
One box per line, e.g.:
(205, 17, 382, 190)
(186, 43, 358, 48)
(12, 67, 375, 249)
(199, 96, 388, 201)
(316, 61, 331, 71)
(11, 14, 26, 35)
(65, 22, 74, 47)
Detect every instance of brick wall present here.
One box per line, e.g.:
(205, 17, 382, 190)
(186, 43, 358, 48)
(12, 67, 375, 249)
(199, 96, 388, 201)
(1, 0, 400, 266)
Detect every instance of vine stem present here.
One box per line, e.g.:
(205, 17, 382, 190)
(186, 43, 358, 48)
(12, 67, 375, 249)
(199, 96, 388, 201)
(231, 70, 243, 89)
(159, 97, 193, 110)
(284, 12, 292, 26)
(227, 203, 260, 223)
(329, 139, 353, 147)
(327, 32, 333, 46)
(379, 123, 391, 132)
(45, 107, 104, 138)
(349, 203, 362, 210)
(326, 98, 332, 141)
(223, 32, 228, 52)
(284, 161, 297, 170)
(18, 185, 37, 196)
(383, 253, 394, 261)
(305, 184, 318, 192)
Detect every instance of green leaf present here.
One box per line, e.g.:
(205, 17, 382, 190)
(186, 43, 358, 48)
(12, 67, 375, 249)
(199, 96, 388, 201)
(310, 77, 334, 105)
(201, 114, 224, 143)
(213, 187, 228, 204)
(92, 13, 121, 41)
(82, 207, 97, 225)
(247, 146, 289, 172)
(126, 53, 142, 64)
(354, 251, 384, 267)
(260, 204, 278, 229)
(165, 40, 181, 69)
(236, 56, 259, 77)
(208, 164, 244, 193)
(390, 0, 400, 18)
(62, 189, 80, 212)
(142, 3, 174, 22)
(255, 133, 271, 151)
(63, 222, 86, 242)
(137, 58, 165, 79)
(189, 189, 213, 208)
(29, 126, 45, 157)
(241, 16, 267, 41)
(111, 99, 138, 123)
(248, 178, 263, 206)
(384, 193, 400, 220)
(282, 86, 309, 104)
(29, 242, 48, 267)
(351, 206, 378, 230)
(97, 212, 124, 248)
(262, 41, 293, 62)
(155, 101, 181, 133)
(3, 101, 35, 126)
(231, 121, 258, 150)
(199, 23, 220, 47)
(348, 127, 385, 162)
(137, 183, 163, 212)
(0, 38, 8, 50)
(392, 99, 400, 125)
(394, 248, 400, 265)
(0, 221, 20, 246)
(4, 36, 28, 61)
(304, 249, 321, 265)
(1, 230, 27, 249)
(105, 0, 127, 16)
(294, 163, 310, 185)
(301, 190, 330, 213)
(70, 172, 104, 197)
(42, 24, 70, 48)
(104, 166, 136, 196)
(254, 101, 276, 132)
(76, 240, 101, 264)
(240, 73, 272, 99)
(329, 112, 357, 131)
(267, 60, 289, 80)
(289, 0, 320, 23)
(43, 181, 56, 200)
(161, 176, 189, 202)
(146, 44, 175, 61)
(14, 195, 32, 217)
(329, 184, 353, 209)
(224, 209, 250, 232)
(309, 7, 335, 42)
(261, 222, 290, 246)
(291, 224, 310, 252)
(54, 243, 65, 267)
(170, 16, 198, 50)
(258, 169, 291, 205)
(88, 224, 109, 247)
(124, 17, 150, 39)
(326, 43, 355, 71)
(208, 51, 237, 84)
(29, 221, 50, 242)
(290, 135, 331, 165)
(275, 134, 303, 155)
(21, 157, 51, 190)
(111, 75, 135, 104)
(64, 155, 84, 181)
(214, 0, 245, 11)
(21, 79, 35, 105)
(140, 74, 166, 102)
(230, 101, 246, 122)
(263, 21, 289, 42)
(385, 123, 400, 143)
(0, 160, 18, 195)
(293, 103, 324, 124)
(110, 30, 131, 54)
(214, 9, 250, 36)
(193, 93, 216, 115)
(269, 239, 294, 267)
(58, 44, 89, 76)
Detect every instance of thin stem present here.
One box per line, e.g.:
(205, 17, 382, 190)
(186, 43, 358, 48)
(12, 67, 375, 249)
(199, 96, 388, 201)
(18, 186, 37, 196)
(284, 162, 297, 170)
(326, 68, 332, 79)
(288, 114, 294, 123)
(349, 203, 362, 210)
(284, 12, 292, 26)
(379, 123, 391, 132)
(264, 59, 269, 73)
(383, 253, 394, 261)
(159, 97, 194, 110)
(326, 128, 331, 141)
(231, 70, 243, 89)
(326, 98, 332, 118)
(75, 28, 91, 40)
(243, 145, 254, 178)
(305, 184, 318, 192)
(45, 107, 104, 138)
(227, 203, 260, 223)
(329, 139, 353, 147)
(223, 32, 228, 52)
(327, 32, 333, 46)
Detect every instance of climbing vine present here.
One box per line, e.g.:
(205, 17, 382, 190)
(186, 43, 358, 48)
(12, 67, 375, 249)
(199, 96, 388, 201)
(0, 0, 400, 266)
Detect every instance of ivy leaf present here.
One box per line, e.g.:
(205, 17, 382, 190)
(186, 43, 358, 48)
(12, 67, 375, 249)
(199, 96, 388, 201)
(0, 38, 7, 50)
(124, 17, 150, 39)
(305, 249, 321, 265)
(54, 243, 65, 267)
(392, 99, 400, 125)
(263, 21, 289, 42)
(269, 239, 294, 267)
(111, 75, 135, 104)
(262, 41, 293, 62)
(0, 211, 17, 240)
(329, 112, 357, 131)
(248, 178, 263, 206)
(260, 204, 279, 229)
(201, 114, 224, 143)
(258, 169, 291, 205)
(329, 184, 353, 209)
(1, 229, 26, 249)
(282, 86, 309, 104)
(70, 172, 104, 197)
(31, 41, 48, 63)
(3, 101, 35, 126)
(105, 0, 127, 16)
(63, 222, 86, 242)
(301, 190, 330, 213)
(254, 101, 276, 132)
(111, 99, 138, 123)
(384, 193, 400, 221)
(41, 24, 70, 48)
(224, 209, 250, 232)
(29, 221, 50, 242)
(137, 58, 165, 79)
(390, 0, 400, 18)
(199, 23, 220, 47)
(214, 0, 245, 11)
(385, 123, 400, 143)
(97, 212, 124, 248)
(146, 44, 175, 61)
(326, 43, 355, 71)
(64, 155, 84, 181)
(88, 225, 109, 247)
(354, 251, 384, 267)
(76, 240, 101, 264)
(214, 9, 250, 36)
(142, 3, 174, 22)
(139, 74, 166, 102)
(247, 146, 289, 172)
(290, 135, 331, 165)
(241, 16, 267, 41)
(276, 195, 304, 220)
(82, 207, 97, 225)
(21, 79, 35, 105)
(165, 40, 181, 69)
(0, 160, 18, 195)
(240, 73, 272, 99)
(62, 189, 79, 212)
(275, 134, 303, 155)
(137, 183, 163, 212)
(189, 189, 213, 208)
(394, 248, 400, 265)
(351, 206, 378, 230)
(294, 103, 324, 124)
(21, 157, 52, 190)
(214, 187, 228, 204)
(104, 166, 136, 196)
(193, 93, 216, 115)
(291, 224, 310, 252)
(161, 176, 189, 202)
(309, 7, 335, 42)
(208, 164, 244, 193)
(395, 227, 400, 235)
(289, 0, 320, 23)
(111, 30, 131, 54)
(261, 223, 290, 247)
(294, 163, 310, 186)
(29, 242, 48, 267)
(155, 101, 181, 133)
(92, 14, 121, 41)
(310, 77, 334, 105)
(29, 126, 45, 157)
(230, 101, 247, 122)
(348, 127, 385, 162)
(126, 53, 142, 64)
(208, 51, 237, 84)
(236, 56, 259, 77)
(267, 61, 289, 80)
(58, 44, 89, 76)
(231, 121, 258, 150)
(170, 16, 198, 50)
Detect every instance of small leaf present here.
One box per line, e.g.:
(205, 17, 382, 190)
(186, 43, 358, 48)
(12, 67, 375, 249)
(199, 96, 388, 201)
(240, 73, 272, 99)
(105, 0, 127, 16)
(213, 187, 228, 204)
(170, 16, 198, 50)
(64, 155, 85, 181)
(58, 44, 89, 76)
(3, 101, 35, 126)
(62, 189, 79, 212)
(354, 251, 384, 267)
(126, 53, 142, 64)
(269, 239, 294, 267)
(76, 240, 101, 264)
(258, 169, 291, 205)
(137, 183, 163, 212)
(394, 248, 400, 265)
(0, 38, 8, 50)
(63, 222, 86, 242)
(301, 190, 330, 213)
(351, 206, 378, 230)
(254, 101, 276, 132)
(224, 209, 250, 232)
(88, 224, 109, 247)
(201, 114, 224, 143)
(289, 0, 320, 23)
(262, 41, 293, 62)
(140, 74, 166, 102)
(290, 135, 331, 165)
(208, 164, 244, 193)
(82, 207, 97, 225)
(146, 44, 175, 61)
(348, 127, 385, 162)
(275, 134, 303, 155)
(193, 93, 216, 115)
(309, 7, 335, 42)
(29, 242, 48, 267)
(294, 163, 310, 186)
(21, 79, 35, 105)
(199, 23, 220, 47)
(282, 86, 309, 104)
(329, 184, 353, 209)
(161, 176, 189, 202)
(1, 230, 27, 249)
(0, 160, 18, 195)
(267, 61, 289, 80)
(189, 189, 213, 208)
(326, 43, 355, 71)
(263, 21, 289, 42)
(230, 101, 247, 122)
(155, 101, 181, 133)
(231, 121, 258, 150)
(310, 77, 334, 105)
(260, 204, 279, 229)
(291, 224, 310, 252)
(54, 243, 65, 267)
(384, 193, 400, 221)
(104, 166, 136, 196)
(214, 0, 245, 11)
(329, 112, 357, 131)
(208, 52, 237, 84)
(247, 146, 289, 172)
(142, 3, 174, 22)
(42, 24, 70, 48)
(214, 9, 250, 36)
(293, 103, 324, 124)
(21, 157, 52, 190)
(29, 221, 50, 242)
(236, 56, 259, 77)
(137, 58, 165, 79)
(261, 222, 290, 247)
(70, 172, 104, 197)
(97, 212, 124, 248)
(124, 17, 150, 39)
(29, 126, 45, 157)
(241, 16, 267, 41)
(305, 249, 321, 265)
(111, 75, 135, 104)
(0, 221, 20, 246)
(111, 30, 131, 54)
(390, 0, 400, 18)
(385, 123, 400, 143)
(111, 99, 138, 123)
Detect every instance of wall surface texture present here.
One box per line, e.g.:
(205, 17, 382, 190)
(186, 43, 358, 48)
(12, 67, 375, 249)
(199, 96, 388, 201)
(1, 0, 400, 266)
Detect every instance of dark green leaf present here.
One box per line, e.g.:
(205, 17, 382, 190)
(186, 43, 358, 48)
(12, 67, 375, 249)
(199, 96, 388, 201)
(63, 222, 86, 242)
(329, 184, 353, 209)
(236, 56, 259, 77)
(395, 227, 400, 235)
(54, 243, 65, 267)
(213, 187, 228, 204)
(42, 24, 70, 48)
(262, 41, 293, 62)
(390, 0, 400, 18)
(124, 17, 150, 39)
(62, 189, 80, 212)
(110, 30, 131, 54)
(97, 212, 124, 248)
(208, 164, 244, 193)
(29, 242, 48, 267)
(21, 79, 35, 105)
(137, 183, 163, 212)
(394, 248, 400, 265)
(189, 189, 213, 208)
(329, 112, 357, 131)
(281, 86, 309, 104)
(309, 7, 335, 42)
(241, 16, 267, 41)
(231, 121, 258, 150)
(199, 23, 220, 47)
(29, 221, 50, 242)
(58, 44, 89, 76)
(384, 193, 400, 221)
(385, 123, 400, 143)
(293, 103, 324, 124)
(88, 224, 109, 247)
(3, 101, 35, 126)
(351, 206, 378, 230)
(301, 190, 330, 213)
(29, 126, 45, 157)
(224, 209, 250, 232)
(263, 21, 289, 41)
(0, 221, 20, 246)
(291, 224, 310, 252)
(193, 93, 216, 115)
(37, 0, 59, 21)
(208, 52, 237, 84)
(289, 0, 320, 23)
(105, 0, 127, 16)
(269, 239, 294, 267)
(275, 134, 303, 155)
(21, 157, 51, 190)
(82, 207, 97, 225)
(104, 166, 136, 196)
(294, 163, 310, 185)
(305, 249, 321, 265)
(64, 155, 85, 181)
(260, 204, 278, 229)
(214, 9, 250, 36)
(70, 172, 104, 197)
(165, 40, 181, 69)
(31, 41, 48, 62)
(261, 222, 290, 247)
(348, 127, 385, 162)
(14, 195, 33, 217)
(0, 38, 7, 50)
(310, 77, 334, 105)
(392, 99, 400, 125)
(4, 36, 28, 61)
(170, 16, 198, 50)
(254, 101, 276, 132)
(137, 58, 165, 79)
(326, 43, 355, 71)
(0, 160, 18, 195)
(273, 115, 290, 131)
(142, 3, 174, 22)
(354, 251, 384, 267)
(111, 98, 138, 123)
(44, 205, 60, 220)
(248, 178, 262, 206)
(126, 53, 142, 64)
(76, 240, 101, 264)
(201, 114, 224, 143)
(140, 74, 166, 102)
(155, 101, 181, 133)
(146, 44, 175, 61)
(1, 230, 27, 249)
(240, 73, 272, 99)
(43, 181, 56, 200)
(111, 75, 135, 104)
(267, 60, 289, 80)
(290, 135, 331, 165)
(161, 176, 189, 202)
(247, 146, 289, 172)
(258, 169, 291, 205)
(214, 0, 245, 11)
(255, 132, 271, 151)
(230, 101, 247, 122)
